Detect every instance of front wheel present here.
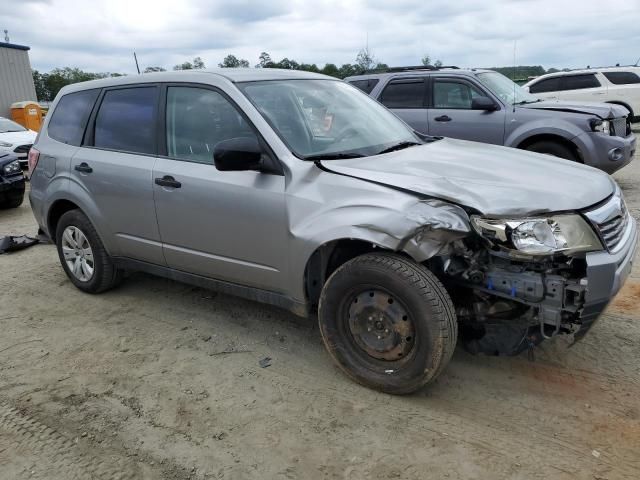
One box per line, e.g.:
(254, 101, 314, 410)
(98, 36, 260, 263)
(524, 141, 578, 162)
(318, 253, 457, 394)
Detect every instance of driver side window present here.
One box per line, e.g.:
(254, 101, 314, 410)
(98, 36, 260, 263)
(166, 87, 257, 164)
(433, 80, 484, 109)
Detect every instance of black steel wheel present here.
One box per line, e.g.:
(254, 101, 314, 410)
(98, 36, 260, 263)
(318, 253, 457, 394)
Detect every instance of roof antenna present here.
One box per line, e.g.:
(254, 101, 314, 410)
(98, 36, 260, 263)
(512, 40, 517, 113)
(133, 51, 141, 74)
(3, 30, 9, 43)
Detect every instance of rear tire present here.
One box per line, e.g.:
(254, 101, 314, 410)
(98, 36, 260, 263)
(525, 140, 578, 162)
(318, 253, 457, 395)
(55, 210, 122, 293)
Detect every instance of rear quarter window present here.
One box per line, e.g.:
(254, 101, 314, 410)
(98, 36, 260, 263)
(603, 71, 640, 85)
(47, 89, 100, 145)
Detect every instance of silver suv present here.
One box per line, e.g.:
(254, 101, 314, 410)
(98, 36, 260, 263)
(347, 67, 636, 173)
(29, 69, 637, 394)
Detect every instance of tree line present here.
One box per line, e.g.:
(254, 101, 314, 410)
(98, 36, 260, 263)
(31, 49, 567, 101)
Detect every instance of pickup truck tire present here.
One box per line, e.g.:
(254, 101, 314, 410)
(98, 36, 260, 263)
(318, 253, 457, 395)
(55, 209, 122, 294)
(524, 140, 578, 162)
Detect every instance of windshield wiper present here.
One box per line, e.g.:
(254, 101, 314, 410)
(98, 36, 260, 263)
(377, 141, 421, 155)
(304, 152, 366, 161)
(513, 99, 542, 106)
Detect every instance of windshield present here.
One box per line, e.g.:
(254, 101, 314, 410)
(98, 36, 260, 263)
(0, 118, 27, 133)
(238, 79, 420, 159)
(476, 71, 540, 105)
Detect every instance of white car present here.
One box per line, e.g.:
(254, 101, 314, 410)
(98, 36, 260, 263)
(0, 117, 37, 166)
(523, 67, 640, 122)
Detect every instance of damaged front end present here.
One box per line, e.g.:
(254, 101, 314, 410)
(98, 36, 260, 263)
(431, 211, 613, 356)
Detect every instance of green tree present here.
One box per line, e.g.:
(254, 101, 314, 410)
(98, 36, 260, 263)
(193, 57, 206, 69)
(356, 46, 376, 72)
(421, 54, 431, 66)
(219, 55, 249, 68)
(321, 63, 340, 77)
(173, 61, 194, 70)
(144, 66, 166, 73)
(256, 52, 273, 68)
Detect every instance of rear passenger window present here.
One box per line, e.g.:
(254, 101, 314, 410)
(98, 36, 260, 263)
(561, 74, 600, 90)
(48, 89, 99, 145)
(348, 79, 379, 94)
(94, 87, 158, 155)
(529, 77, 561, 93)
(603, 71, 640, 85)
(166, 87, 257, 164)
(379, 79, 425, 108)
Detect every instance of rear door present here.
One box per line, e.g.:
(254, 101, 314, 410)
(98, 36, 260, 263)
(377, 77, 429, 134)
(71, 85, 164, 265)
(528, 76, 561, 100)
(427, 77, 505, 144)
(557, 74, 604, 102)
(152, 84, 288, 292)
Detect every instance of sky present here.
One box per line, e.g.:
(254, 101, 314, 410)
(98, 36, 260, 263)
(1, 0, 639, 74)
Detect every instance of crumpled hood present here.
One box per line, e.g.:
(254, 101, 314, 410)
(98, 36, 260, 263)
(520, 100, 628, 119)
(320, 138, 615, 217)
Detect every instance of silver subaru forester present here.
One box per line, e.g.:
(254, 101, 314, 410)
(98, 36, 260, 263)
(29, 69, 637, 394)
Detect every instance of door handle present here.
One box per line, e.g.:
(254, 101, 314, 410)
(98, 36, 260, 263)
(74, 162, 93, 173)
(155, 175, 182, 189)
(434, 115, 452, 122)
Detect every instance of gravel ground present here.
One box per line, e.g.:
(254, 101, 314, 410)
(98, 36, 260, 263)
(1, 133, 639, 480)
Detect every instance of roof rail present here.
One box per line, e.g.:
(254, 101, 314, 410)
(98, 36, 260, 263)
(362, 65, 460, 75)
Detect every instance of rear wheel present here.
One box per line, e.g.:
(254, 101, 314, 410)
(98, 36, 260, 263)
(524, 140, 578, 162)
(318, 253, 457, 394)
(55, 210, 121, 293)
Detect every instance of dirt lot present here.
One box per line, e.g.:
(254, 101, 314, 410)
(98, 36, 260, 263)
(1, 135, 640, 480)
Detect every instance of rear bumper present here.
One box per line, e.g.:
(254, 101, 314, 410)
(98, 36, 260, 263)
(575, 215, 638, 338)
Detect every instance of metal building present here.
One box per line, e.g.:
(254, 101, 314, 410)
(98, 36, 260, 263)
(0, 41, 38, 118)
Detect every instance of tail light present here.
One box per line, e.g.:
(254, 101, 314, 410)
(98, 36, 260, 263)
(28, 147, 40, 176)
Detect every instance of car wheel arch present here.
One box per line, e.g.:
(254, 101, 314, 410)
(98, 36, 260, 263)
(47, 199, 82, 243)
(516, 134, 583, 163)
(304, 238, 409, 313)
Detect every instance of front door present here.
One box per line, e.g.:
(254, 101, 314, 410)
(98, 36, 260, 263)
(153, 85, 288, 292)
(427, 77, 505, 144)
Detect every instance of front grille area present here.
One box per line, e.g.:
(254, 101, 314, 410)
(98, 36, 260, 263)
(611, 118, 631, 137)
(597, 209, 629, 250)
(586, 192, 630, 251)
(13, 144, 32, 154)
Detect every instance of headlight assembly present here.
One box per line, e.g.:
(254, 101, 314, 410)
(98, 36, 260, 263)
(3, 160, 21, 175)
(471, 214, 602, 256)
(590, 118, 611, 135)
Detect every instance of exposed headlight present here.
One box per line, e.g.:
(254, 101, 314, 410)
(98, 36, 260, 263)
(3, 160, 21, 175)
(0, 141, 13, 147)
(471, 214, 602, 256)
(590, 118, 611, 135)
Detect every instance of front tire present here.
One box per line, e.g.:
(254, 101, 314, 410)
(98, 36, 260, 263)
(318, 253, 457, 394)
(55, 210, 121, 293)
(524, 140, 578, 162)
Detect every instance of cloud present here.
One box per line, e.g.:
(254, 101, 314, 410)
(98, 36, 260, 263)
(1, 0, 638, 74)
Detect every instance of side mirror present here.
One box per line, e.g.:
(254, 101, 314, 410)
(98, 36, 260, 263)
(214, 137, 263, 172)
(471, 96, 498, 111)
